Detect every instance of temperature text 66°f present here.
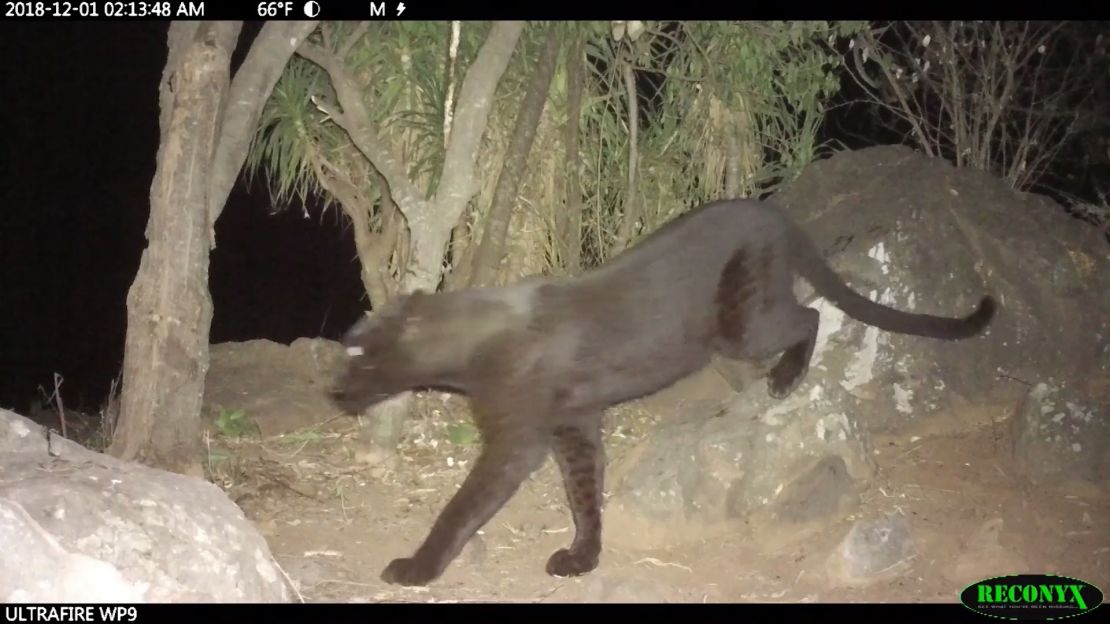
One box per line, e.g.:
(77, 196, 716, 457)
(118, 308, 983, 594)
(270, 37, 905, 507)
(257, 1, 294, 16)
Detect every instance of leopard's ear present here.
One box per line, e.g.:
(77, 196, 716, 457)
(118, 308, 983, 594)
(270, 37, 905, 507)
(399, 288, 434, 315)
(343, 290, 431, 344)
(340, 312, 374, 346)
(397, 289, 436, 337)
(369, 289, 423, 319)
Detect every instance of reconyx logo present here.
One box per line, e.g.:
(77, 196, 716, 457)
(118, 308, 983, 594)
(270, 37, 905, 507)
(961, 574, 1103, 620)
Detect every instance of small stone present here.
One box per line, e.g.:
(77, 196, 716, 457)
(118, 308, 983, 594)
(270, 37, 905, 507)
(827, 512, 915, 586)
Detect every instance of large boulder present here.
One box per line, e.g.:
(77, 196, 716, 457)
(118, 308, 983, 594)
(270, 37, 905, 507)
(203, 336, 347, 437)
(0, 408, 290, 602)
(606, 380, 875, 550)
(607, 145, 1110, 549)
(1010, 382, 1109, 485)
(773, 145, 1110, 430)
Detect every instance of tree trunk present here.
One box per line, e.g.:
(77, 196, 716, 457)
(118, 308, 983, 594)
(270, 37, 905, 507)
(467, 28, 560, 287)
(109, 21, 318, 475)
(107, 22, 236, 477)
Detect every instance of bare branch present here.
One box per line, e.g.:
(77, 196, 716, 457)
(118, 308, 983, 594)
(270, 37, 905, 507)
(296, 40, 427, 215)
(859, 28, 935, 156)
(847, 21, 1098, 192)
(434, 21, 526, 210)
(308, 146, 388, 304)
(208, 20, 319, 229)
(339, 21, 370, 60)
(468, 26, 560, 287)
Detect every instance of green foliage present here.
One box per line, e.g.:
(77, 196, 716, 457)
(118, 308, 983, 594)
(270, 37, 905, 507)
(245, 56, 341, 208)
(244, 22, 492, 208)
(571, 21, 865, 266)
(214, 408, 260, 439)
(245, 21, 865, 297)
(446, 421, 479, 446)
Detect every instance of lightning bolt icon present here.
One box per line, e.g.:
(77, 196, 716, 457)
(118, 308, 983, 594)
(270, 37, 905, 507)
(396, 2, 405, 14)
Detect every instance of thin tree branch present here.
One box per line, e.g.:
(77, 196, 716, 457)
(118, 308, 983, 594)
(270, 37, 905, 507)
(296, 40, 428, 216)
(339, 21, 370, 60)
(433, 21, 525, 210)
(468, 27, 560, 287)
(208, 20, 318, 230)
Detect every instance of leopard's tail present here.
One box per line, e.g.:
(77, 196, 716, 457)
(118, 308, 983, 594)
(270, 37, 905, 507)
(786, 223, 996, 340)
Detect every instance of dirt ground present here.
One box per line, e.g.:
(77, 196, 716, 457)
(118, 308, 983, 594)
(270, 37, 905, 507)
(198, 385, 1108, 604)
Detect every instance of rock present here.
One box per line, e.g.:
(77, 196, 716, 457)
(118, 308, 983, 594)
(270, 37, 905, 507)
(826, 512, 915, 587)
(0, 499, 146, 602)
(605, 380, 874, 550)
(203, 337, 348, 437)
(0, 408, 289, 603)
(771, 454, 857, 524)
(635, 357, 759, 425)
(774, 145, 1110, 432)
(1010, 382, 1109, 485)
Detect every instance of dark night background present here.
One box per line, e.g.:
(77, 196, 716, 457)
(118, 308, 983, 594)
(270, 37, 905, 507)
(1, 22, 367, 415)
(0, 21, 1105, 416)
